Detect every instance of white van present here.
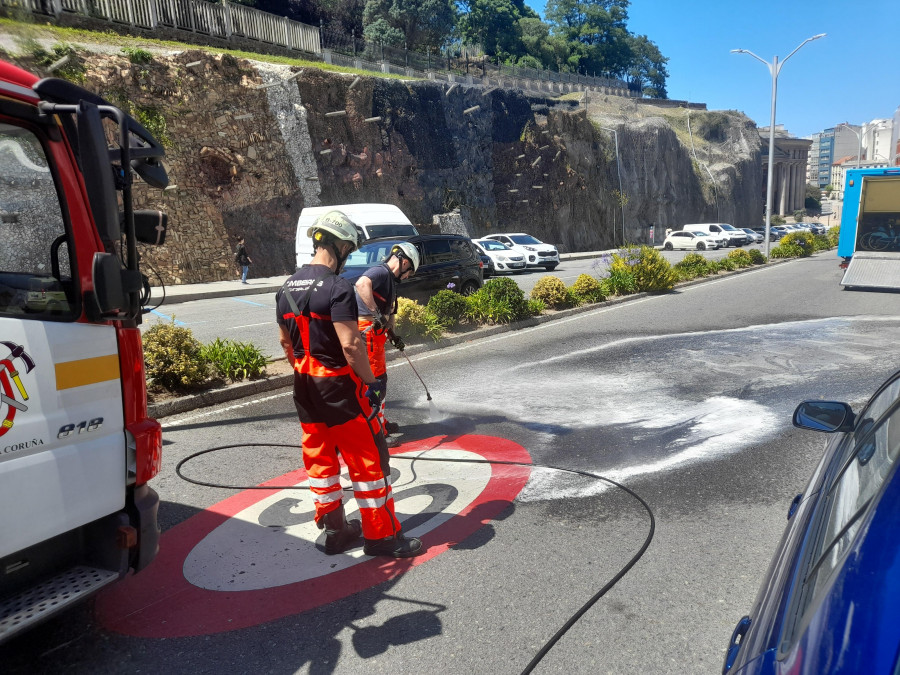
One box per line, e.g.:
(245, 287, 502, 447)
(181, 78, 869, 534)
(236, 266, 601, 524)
(683, 223, 749, 247)
(295, 203, 419, 267)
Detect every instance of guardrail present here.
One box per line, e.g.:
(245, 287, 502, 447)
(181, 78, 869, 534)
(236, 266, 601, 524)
(1, 0, 636, 98)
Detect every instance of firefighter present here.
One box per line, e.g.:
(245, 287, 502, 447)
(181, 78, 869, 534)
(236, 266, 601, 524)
(354, 241, 420, 445)
(276, 211, 423, 558)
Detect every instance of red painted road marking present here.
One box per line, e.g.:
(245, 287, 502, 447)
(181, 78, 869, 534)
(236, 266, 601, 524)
(95, 434, 531, 637)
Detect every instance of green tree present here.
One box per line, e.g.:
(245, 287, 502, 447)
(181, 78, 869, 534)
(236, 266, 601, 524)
(544, 0, 632, 77)
(805, 182, 821, 210)
(362, 0, 456, 49)
(458, 0, 537, 59)
(625, 33, 667, 97)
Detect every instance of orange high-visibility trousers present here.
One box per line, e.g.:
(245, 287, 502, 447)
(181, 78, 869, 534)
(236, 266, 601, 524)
(359, 317, 389, 427)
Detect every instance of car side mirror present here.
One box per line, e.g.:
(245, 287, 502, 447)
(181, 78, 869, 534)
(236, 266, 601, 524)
(88, 252, 126, 319)
(792, 401, 855, 432)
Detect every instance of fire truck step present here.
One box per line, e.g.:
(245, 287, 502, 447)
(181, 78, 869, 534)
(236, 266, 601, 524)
(0, 565, 119, 643)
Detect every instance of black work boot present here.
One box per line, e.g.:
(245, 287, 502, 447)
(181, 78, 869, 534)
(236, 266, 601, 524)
(363, 533, 424, 558)
(319, 505, 362, 555)
(384, 421, 400, 435)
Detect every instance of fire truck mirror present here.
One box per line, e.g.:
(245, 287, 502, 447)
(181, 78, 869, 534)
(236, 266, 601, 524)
(90, 252, 127, 319)
(77, 101, 119, 249)
(131, 210, 168, 246)
(131, 156, 168, 190)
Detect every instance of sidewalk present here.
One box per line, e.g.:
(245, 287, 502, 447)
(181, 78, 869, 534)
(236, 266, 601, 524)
(148, 250, 613, 304)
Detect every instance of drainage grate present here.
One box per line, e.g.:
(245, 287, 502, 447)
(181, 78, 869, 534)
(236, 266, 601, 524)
(0, 566, 118, 642)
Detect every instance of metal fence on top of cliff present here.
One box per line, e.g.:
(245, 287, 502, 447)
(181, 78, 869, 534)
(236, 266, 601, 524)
(2, 0, 635, 98)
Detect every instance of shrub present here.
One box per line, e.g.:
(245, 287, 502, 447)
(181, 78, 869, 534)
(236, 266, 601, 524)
(771, 214, 786, 226)
(395, 297, 430, 337)
(780, 231, 815, 257)
(672, 252, 710, 281)
(200, 338, 268, 382)
(748, 248, 766, 264)
(812, 234, 832, 251)
(465, 277, 530, 324)
(826, 226, 840, 247)
(609, 245, 677, 293)
(143, 321, 207, 390)
(426, 290, 468, 327)
(526, 298, 546, 316)
(530, 276, 571, 308)
(770, 244, 804, 258)
(122, 46, 153, 64)
(716, 257, 738, 271)
(569, 273, 606, 303)
(726, 249, 753, 267)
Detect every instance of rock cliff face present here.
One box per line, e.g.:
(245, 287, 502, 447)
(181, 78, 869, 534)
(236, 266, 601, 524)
(40, 51, 762, 283)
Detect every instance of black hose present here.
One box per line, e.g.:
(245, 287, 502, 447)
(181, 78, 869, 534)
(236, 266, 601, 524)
(175, 442, 655, 674)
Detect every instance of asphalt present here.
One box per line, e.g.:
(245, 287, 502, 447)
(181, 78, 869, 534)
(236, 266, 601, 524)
(145, 249, 792, 419)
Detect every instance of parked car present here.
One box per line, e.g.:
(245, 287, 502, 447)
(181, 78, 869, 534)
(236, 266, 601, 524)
(473, 238, 527, 274)
(482, 233, 559, 270)
(683, 223, 749, 247)
(753, 226, 787, 241)
(478, 251, 494, 277)
(807, 222, 827, 235)
(662, 230, 721, 251)
(741, 228, 764, 244)
(341, 234, 483, 303)
(722, 367, 900, 674)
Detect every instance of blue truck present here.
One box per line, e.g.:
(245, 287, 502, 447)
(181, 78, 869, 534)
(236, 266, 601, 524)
(838, 167, 900, 290)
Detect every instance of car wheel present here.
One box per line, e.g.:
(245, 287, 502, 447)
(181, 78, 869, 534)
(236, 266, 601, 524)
(664, 242, 673, 250)
(697, 242, 706, 251)
(460, 280, 480, 296)
(544, 263, 558, 271)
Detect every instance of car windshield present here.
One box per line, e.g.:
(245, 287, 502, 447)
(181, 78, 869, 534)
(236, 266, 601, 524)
(478, 240, 509, 251)
(688, 231, 707, 237)
(720, 224, 737, 231)
(509, 235, 542, 245)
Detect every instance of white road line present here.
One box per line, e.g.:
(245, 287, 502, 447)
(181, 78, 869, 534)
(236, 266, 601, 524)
(162, 391, 290, 427)
(228, 322, 272, 329)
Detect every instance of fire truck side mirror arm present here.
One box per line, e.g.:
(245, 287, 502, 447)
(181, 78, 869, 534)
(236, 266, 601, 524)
(76, 101, 119, 249)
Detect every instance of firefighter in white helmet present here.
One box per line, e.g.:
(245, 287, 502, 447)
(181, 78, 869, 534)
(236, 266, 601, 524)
(276, 213, 423, 558)
(354, 241, 420, 445)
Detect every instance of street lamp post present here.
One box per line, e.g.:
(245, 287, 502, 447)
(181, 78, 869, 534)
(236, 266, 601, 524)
(599, 126, 625, 245)
(731, 33, 826, 258)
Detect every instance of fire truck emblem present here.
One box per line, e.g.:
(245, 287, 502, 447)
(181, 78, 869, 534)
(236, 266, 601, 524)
(0, 341, 35, 438)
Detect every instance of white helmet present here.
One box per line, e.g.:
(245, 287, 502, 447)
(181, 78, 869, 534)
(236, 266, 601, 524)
(391, 242, 420, 273)
(308, 210, 360, 251)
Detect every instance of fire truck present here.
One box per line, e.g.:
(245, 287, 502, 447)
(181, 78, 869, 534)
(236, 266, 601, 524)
(0, 59, 168, 642)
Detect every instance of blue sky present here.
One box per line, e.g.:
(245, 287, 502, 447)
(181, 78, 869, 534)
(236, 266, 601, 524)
(522, 0, 900, 138)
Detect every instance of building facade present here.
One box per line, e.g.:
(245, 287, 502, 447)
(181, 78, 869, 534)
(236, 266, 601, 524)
(760, 126, 812, 215)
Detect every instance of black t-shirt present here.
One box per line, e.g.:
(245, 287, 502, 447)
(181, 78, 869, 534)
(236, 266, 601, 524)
(276, 264, 358, 369)
(356, 264, 397, 317)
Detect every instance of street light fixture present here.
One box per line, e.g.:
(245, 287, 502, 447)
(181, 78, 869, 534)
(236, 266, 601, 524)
(599, 126, 625, 245)
(731, 33, 826, 258)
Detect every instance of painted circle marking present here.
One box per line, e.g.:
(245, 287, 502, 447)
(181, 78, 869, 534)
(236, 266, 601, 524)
(95, 434, 531, 637)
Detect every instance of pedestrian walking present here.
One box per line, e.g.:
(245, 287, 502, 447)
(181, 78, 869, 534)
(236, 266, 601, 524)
(355, 242, 419, 446)
(275, 211, 424, 559)
(235, 237, 252, 284)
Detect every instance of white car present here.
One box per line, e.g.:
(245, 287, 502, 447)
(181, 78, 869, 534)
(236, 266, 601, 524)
(741, 228, 764, 243)
(473, 239, 527, 274)
(482, 233, 559, 270)
(662, 230, 721, 251)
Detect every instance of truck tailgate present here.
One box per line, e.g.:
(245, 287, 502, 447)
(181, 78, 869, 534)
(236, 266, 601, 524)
(841, 252, 900, 290)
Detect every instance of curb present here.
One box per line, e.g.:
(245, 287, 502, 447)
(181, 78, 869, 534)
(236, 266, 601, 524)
(148, 253, 810, 419)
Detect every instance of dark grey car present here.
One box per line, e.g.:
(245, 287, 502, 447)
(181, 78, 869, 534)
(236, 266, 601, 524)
(341, 234, 484, 303)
